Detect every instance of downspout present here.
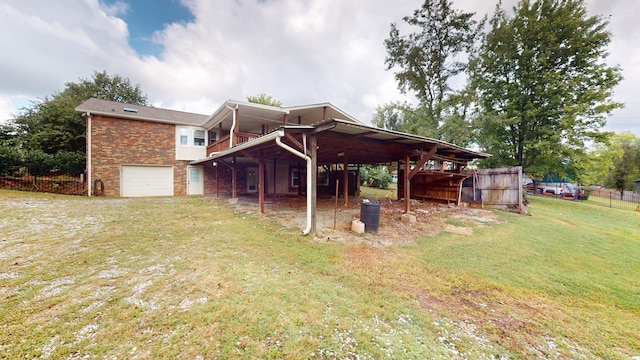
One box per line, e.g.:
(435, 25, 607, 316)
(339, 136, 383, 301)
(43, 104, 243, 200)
(225, 103, 238, 148)
(275, 130, 313, 235)
(86, 112, 92, 197)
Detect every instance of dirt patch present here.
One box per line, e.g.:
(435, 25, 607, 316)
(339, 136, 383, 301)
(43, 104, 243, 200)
(222, 195, 499, 246)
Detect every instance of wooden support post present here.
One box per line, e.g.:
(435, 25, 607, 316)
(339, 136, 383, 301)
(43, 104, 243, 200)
(258, 151, 265, 214)
(309, 135, 318, 236)
(397, 160, 401, 200)
(232, 156, 237, 199)
(404, 152, 410, 214)
(215, 162, 219, 198)
(343, 154, 349, 205)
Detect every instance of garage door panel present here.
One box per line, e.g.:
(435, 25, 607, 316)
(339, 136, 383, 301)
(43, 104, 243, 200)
(121, 166, 173, 197)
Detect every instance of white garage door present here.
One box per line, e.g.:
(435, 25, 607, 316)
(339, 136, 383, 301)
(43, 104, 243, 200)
(121, 165, 174, 197)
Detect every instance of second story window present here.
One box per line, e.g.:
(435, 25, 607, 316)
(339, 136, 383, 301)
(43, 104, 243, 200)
(194, 130, 205, 146)
(179, 128, 188, 145)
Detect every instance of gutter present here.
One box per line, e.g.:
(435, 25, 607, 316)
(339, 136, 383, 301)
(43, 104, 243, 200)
(225, 103, 238, 148)
(86, 112, 92, 197)
(275, 130, 313, 236)
(191, 129, 314, 236)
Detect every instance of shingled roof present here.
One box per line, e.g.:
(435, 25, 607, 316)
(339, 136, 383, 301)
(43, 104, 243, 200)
(75, 98, 209, 126)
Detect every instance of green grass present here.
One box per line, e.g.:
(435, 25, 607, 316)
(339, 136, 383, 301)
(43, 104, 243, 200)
(1, 190, 639, 359)
(587, 193, 640, 211)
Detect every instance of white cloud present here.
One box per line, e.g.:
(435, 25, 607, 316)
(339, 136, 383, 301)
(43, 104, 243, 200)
(0, 96, 18, 124)
(0, 0, 638, 135)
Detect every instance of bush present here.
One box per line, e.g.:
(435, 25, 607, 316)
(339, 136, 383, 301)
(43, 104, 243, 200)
(54, 151, 85, 175)
(360, 166, 392, 189)
(23, 150, 54, 176)
(0, 146, 22, 176)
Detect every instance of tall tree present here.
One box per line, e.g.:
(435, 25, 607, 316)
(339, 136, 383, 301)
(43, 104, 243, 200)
(384, 0, 484, 137)
(10, 71, 147, 154)
(247, 93, 282, 107)
(590, 132, 640, 194)
(472, 0, 623, 179)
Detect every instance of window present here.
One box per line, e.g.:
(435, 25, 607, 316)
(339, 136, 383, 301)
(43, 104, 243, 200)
(194, 130, 205, 146)
(289, 166, 300, 192)
(179, 128, 188, 145)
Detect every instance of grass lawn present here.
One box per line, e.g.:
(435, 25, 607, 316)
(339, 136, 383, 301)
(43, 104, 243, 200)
(1, 190, 639, 359)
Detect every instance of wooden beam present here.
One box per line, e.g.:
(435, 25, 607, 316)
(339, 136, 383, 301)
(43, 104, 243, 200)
(408, 146, 437, 180)
(215, 162, 219, 198)
(258, 151, 264, 214)
(311, 121, 337, 134)
(343, 153, 349, 205)
(284, 132, 305, 153)
(232, 156, 237, 199)
(404, 151, 410, 214)
(240, 150, 259, 164)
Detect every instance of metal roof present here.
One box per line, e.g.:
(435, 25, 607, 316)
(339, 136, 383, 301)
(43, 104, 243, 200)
(192, 119, 489, 166)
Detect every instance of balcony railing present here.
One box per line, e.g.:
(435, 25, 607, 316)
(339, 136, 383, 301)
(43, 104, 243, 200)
(206, 131, 261, 154)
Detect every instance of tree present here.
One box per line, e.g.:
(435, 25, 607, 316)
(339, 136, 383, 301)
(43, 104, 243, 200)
(9, 71, 147, 154)
(590, 132, 640, 194)
(472, 0, 623, 180)
(384, 0, 484, 137)
(247, 93, 282, 107)
(371, 101, 434, 136)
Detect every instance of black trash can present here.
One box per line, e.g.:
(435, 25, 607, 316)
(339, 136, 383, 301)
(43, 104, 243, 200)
(360, 199, 380, 233)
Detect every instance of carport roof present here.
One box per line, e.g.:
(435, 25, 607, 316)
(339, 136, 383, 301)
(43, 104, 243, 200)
(191, 118, 489, 166)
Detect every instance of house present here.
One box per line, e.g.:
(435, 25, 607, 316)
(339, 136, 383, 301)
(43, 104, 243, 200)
(76, 98, 490, 234)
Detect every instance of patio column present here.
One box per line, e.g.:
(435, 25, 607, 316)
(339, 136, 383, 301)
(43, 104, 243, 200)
(404, 151, 411, 214)
(259, 151, 265, 214)
(343, 154, 349, 205)
(232, 156, 237, 199)
(215, 162, 219, 198)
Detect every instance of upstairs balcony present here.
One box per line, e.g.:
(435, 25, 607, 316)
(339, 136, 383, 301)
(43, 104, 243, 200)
(207, 131, 261, 154)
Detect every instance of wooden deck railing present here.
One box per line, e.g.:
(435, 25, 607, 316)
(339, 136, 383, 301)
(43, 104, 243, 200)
(206, 132, 261, 154)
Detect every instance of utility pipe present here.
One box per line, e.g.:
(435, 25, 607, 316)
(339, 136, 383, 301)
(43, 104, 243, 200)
(86, 112, 92, 197)
(225, 103, 238, 148)
(275, 130, 313, 235)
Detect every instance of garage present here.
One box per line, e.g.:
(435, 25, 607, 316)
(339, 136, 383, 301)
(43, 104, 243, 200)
(121, 165, 174, 197)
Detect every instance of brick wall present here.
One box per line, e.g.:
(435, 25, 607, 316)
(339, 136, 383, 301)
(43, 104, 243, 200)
(89, 115, 189, 196)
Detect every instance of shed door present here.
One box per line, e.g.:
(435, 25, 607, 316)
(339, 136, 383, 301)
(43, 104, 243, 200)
(121, 165, 173, 197)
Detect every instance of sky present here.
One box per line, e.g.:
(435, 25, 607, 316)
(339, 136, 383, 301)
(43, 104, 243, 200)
(1, 0, 639, 136)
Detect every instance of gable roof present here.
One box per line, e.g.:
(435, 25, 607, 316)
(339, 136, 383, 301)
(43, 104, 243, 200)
(75, 98, 209, 126)
(201, 99, 361, 131)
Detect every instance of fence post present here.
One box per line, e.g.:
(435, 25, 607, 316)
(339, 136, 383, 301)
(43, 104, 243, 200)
(610, 193, 612, 208)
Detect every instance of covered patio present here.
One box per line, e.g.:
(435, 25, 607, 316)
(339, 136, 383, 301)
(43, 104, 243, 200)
(192, 118, 490, 236)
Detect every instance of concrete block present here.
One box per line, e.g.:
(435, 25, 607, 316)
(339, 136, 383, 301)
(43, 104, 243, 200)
(228, 198, 239, 205)
(401, 214, 416, 223)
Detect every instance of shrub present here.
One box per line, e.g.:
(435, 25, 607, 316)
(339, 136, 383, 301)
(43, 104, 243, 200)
(22, 150, 54, 176)
(54, 151, 85, 175)
(0, 146, 21, 176)
(360, 165, 392, 189)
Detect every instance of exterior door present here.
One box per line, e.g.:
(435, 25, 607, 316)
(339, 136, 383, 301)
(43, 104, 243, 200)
(187, 166, 204, 195)
(247, 167, 257, 193)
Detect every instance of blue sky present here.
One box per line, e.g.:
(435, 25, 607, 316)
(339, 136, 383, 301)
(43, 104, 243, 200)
(0, 0, 639, 137)
(102, 0, 195, 57)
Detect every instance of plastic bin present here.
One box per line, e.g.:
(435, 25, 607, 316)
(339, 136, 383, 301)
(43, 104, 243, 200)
(360, 199, 380, 233)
